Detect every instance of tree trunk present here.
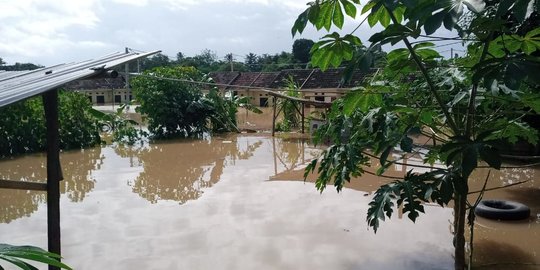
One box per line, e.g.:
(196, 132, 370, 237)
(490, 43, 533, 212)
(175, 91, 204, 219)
(454, 192, 467, 270)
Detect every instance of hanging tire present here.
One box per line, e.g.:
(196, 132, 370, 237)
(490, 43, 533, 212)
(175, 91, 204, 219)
(475, 200, 530, 220)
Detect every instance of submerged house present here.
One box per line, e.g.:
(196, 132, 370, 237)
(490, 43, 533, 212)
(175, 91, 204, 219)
(68, 68, 373, 107)
(209, 68, 373, 107)
(65, 77, 130, 105)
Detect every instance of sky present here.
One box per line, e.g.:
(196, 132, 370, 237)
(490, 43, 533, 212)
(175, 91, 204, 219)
(0, 0, 462, 66)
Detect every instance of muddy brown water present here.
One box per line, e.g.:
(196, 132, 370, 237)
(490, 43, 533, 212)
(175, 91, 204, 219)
(0, 134, 538, 269)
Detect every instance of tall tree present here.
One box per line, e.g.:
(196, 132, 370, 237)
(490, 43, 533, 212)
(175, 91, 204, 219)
(293, 1, 540, 269)
(176, 52, 185, 63)
(245, 53, 260, 72)
(139, 53, 171, 71)
(292, 38, 314, 64)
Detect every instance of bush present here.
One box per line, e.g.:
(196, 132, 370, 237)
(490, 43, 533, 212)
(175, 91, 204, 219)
(0, 90, 101, 157)
(132, 66, 212, 138)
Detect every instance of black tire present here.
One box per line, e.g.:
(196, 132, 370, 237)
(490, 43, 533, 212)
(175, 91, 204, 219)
(475, 199, 530, 220)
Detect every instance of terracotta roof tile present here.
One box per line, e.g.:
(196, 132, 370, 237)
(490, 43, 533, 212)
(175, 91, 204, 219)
(65, 77, 126, 90)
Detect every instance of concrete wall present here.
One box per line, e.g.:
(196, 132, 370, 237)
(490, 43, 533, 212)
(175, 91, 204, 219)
(76, 88, 133, 105)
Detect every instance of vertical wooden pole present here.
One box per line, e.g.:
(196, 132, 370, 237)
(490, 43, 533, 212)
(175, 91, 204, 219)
(43, 90, 63, 270)
(272, 97, 277, 137)
(272, 137, 278, 176)
(301, 103, 305, 134)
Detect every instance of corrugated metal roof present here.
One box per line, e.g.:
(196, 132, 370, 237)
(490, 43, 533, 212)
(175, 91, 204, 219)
(0, 50, 159, 108)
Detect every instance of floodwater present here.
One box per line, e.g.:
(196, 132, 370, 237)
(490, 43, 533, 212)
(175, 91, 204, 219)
(0, 134, 538, 270)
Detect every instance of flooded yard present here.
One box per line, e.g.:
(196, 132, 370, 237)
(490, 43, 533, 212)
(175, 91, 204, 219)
(0, 134, 538, 269)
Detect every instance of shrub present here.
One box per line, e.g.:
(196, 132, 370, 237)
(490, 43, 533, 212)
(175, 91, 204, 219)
(0, 90, 101, 157)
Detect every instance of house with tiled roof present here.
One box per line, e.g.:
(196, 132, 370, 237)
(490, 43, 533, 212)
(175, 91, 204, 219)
(65, 77, 129, 105)
(209, 68, 373, 107)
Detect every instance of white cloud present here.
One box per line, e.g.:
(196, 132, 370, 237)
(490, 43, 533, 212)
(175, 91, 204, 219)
(0, 0, 102, 63)
(0, 0, 381, 66)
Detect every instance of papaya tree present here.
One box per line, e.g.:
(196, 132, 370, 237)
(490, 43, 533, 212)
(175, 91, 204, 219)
(293, 0, 540, 269)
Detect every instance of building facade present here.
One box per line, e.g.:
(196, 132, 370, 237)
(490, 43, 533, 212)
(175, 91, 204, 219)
(209, 68, 373, 107)
(65, 77, 132, 105)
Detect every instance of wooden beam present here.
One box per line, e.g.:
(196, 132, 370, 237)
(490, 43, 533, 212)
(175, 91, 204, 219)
(0, 180, 47, 191)
(43, 90, 63, 270)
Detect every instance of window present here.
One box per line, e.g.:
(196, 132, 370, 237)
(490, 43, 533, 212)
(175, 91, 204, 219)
(115, 95, 121, 104)
(96, 96, 105, 104)
(259, 97, 269, 107)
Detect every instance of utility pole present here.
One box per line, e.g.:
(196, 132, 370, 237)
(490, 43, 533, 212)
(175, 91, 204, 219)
(451, 48, 454, 59)
(125, 47, 130, 103)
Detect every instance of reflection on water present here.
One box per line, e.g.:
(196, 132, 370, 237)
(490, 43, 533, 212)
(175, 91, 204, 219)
(0, 189, 44, 224)
(0, 148, 103, 223)
(60, 148, 104, 202)
(0, 135, 538, 270)
(272, 146, 540, 268)
(115, 135, 263, 204)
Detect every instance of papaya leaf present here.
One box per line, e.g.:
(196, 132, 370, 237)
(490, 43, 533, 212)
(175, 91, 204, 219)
(342, 88, 383, 115)
(292, 9, 310, 36)
(367, 184, 397, 233)
(310, 33, 362, 70)
(424, 10, 446, 35)
(479, 145, 501, 169)
(400, 136, 414, 152)
(462, 146, 478, 179)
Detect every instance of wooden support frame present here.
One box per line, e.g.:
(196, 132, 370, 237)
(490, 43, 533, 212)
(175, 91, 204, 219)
(43, 90, 63, 270)
(0, 180, 47, 191)
(272, 96, 310, 136)
(0, 90, 64, 269)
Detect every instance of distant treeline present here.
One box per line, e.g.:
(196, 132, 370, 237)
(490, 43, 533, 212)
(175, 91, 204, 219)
(133, 38, 317, 73)
(0, 57, 43, 71)
(134, 38, 385, 73)
(0, 38, 385, 74)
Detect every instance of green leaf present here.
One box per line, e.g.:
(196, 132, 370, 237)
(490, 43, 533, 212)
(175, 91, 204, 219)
(0, 255, 37, 270)
(424, 11, 445, 35)
(380, 8, 391, 27)
(521, 94, 540, 112)
(479, 145, 501, 169)
(420, 111, 433, 124)
(343, 88, 383, 114)
(361, 1, 377, 14)
(400, 136, 414, 152)
(333, 2, 345, 28)
(292, 9, 309, 36)
(379, 146, 393, 166)
(369, 24, 414, 44)
(310, 33, 360, 70)
(0, 244, 72, 270)
(525, 27, 540, 38)
(341, 0, 357, 17)
(367, 184, 396, 233)
(443, 11, 458, 30)
(522, 41, 537, 54)
(462, 146, 478, 178)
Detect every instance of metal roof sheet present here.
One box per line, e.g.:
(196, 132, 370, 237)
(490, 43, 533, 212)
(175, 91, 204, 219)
(0, 50, 159, 108)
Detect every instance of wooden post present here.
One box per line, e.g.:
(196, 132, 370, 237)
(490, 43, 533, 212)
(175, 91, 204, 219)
(272, 137, 278, 175)
(301, 103, 305, 134)
(43, 90, 63, 270)
(272, 97, 277, 137)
